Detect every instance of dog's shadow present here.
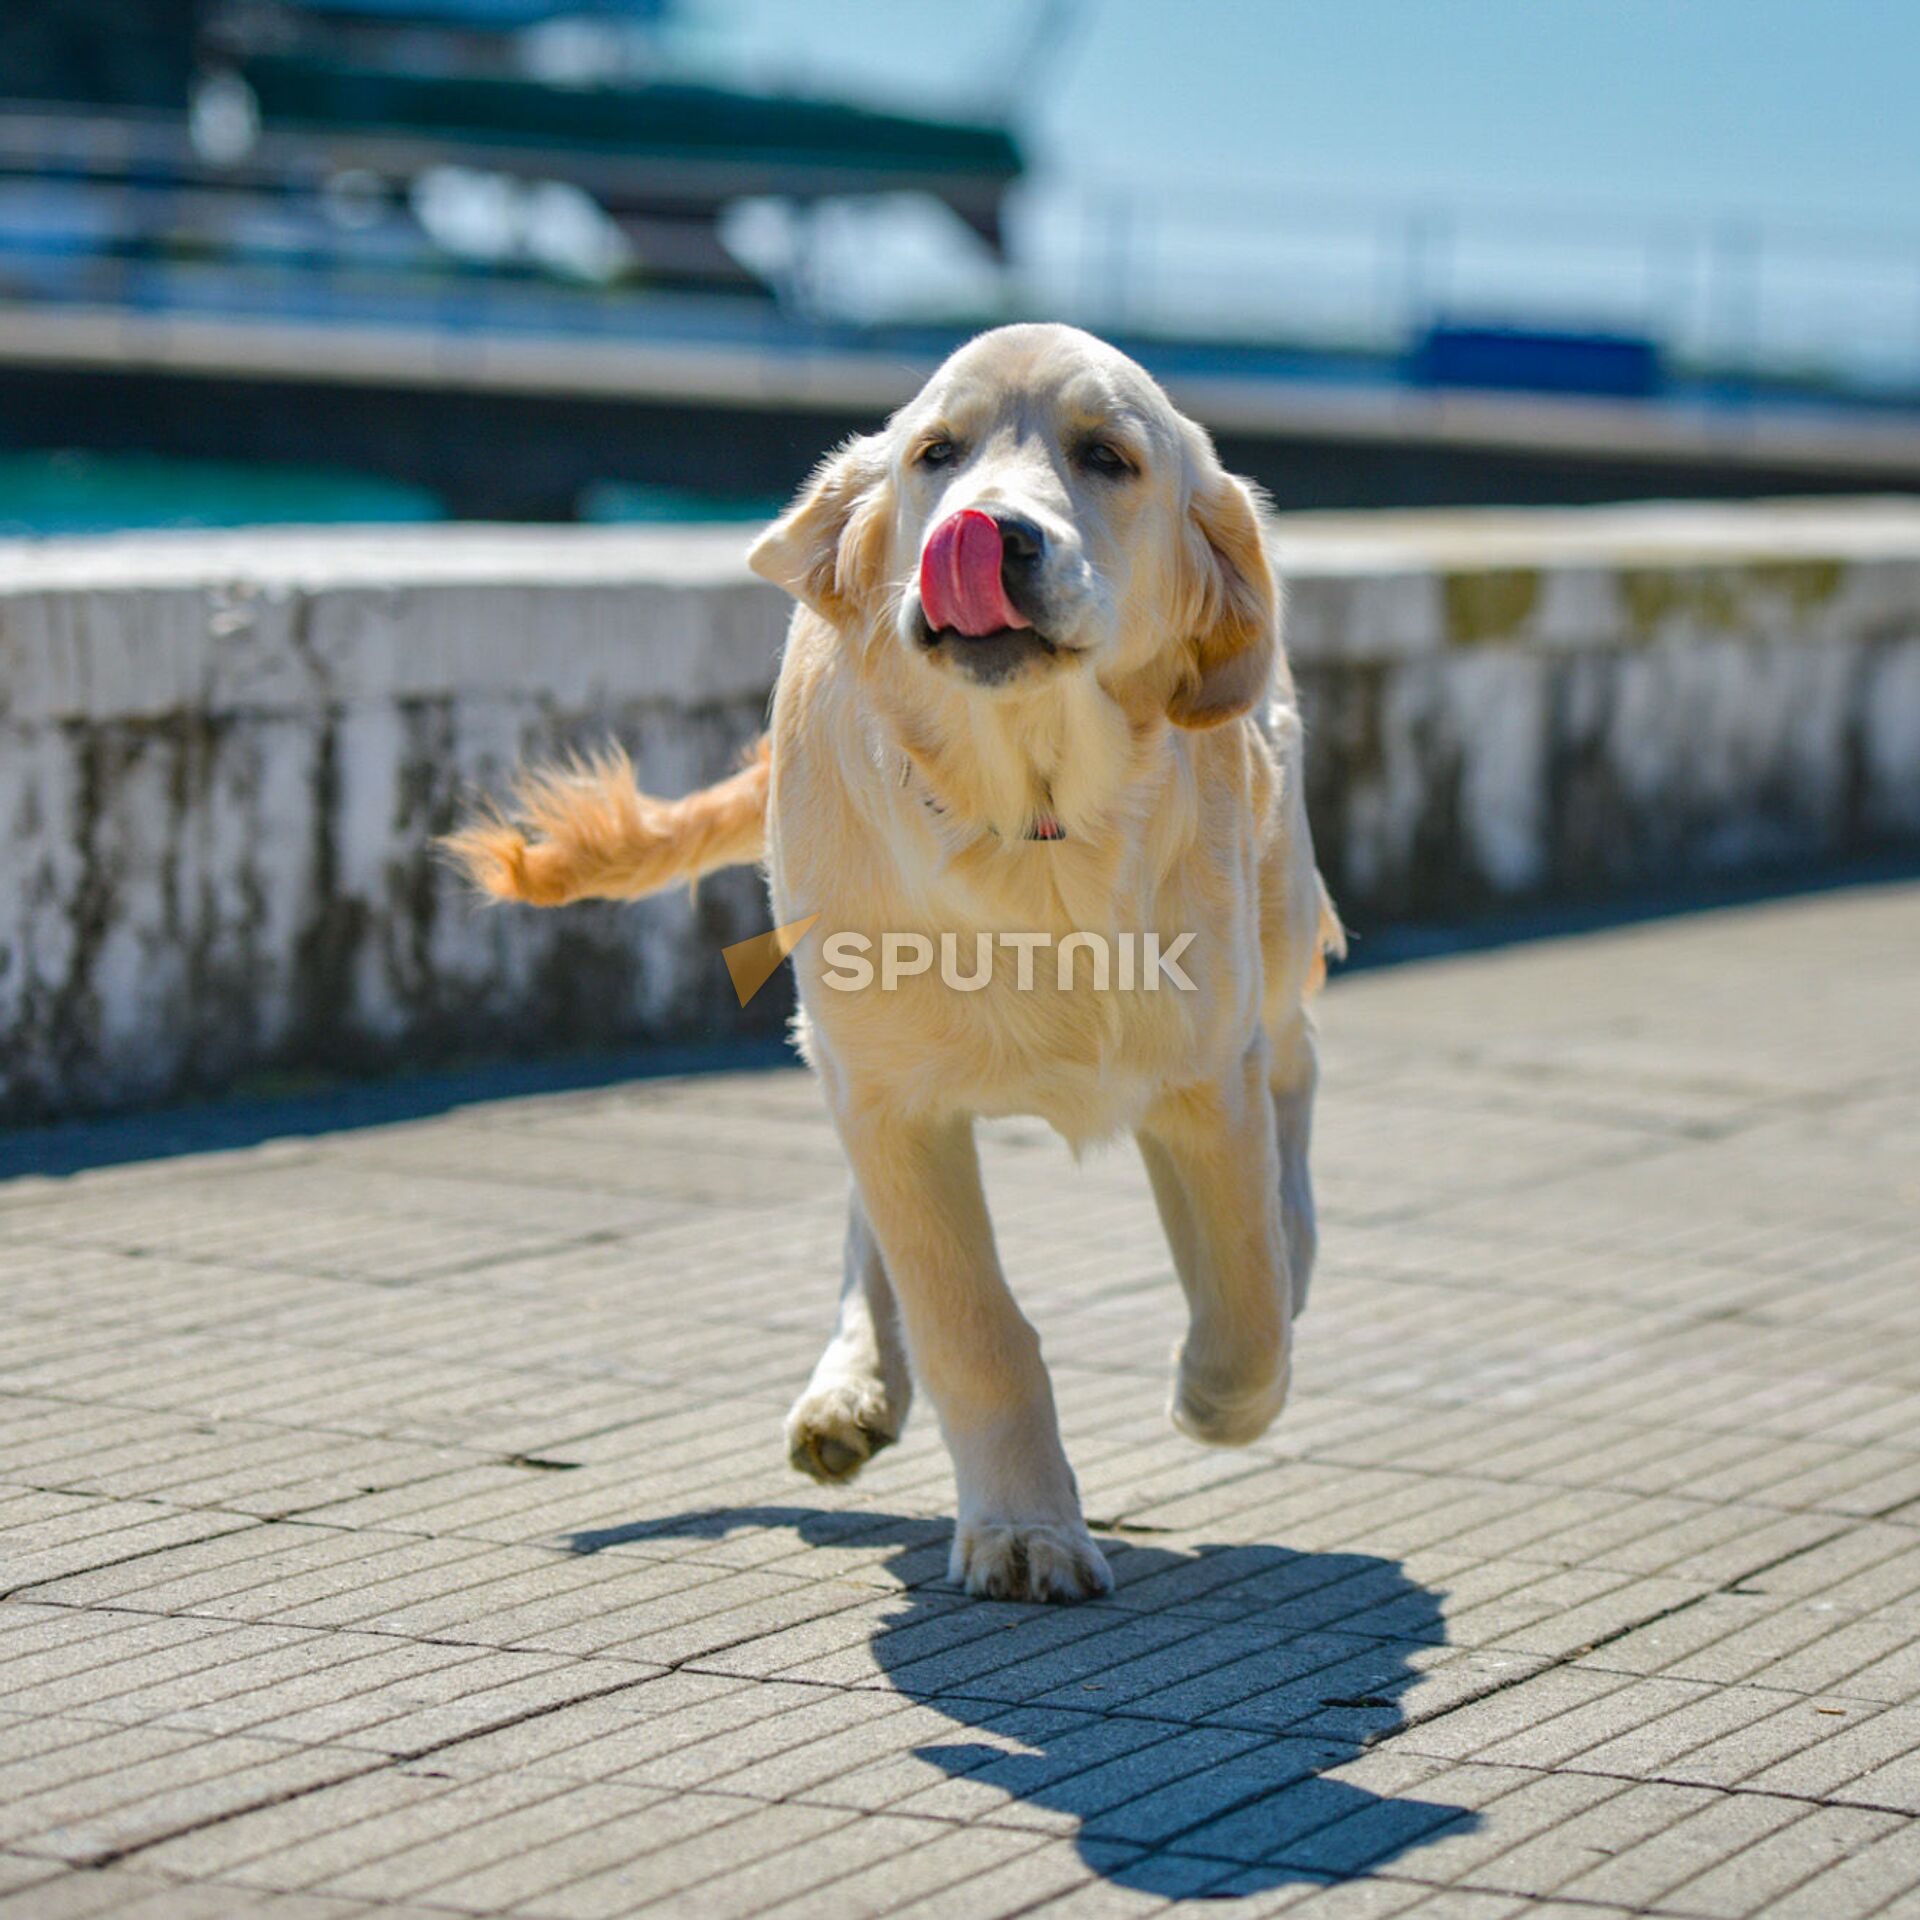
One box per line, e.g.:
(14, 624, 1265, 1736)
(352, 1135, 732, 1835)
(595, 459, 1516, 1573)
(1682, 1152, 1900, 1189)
(567, 1507, 1476, 1895)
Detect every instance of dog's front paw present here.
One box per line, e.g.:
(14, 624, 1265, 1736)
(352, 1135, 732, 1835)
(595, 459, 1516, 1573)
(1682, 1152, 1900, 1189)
(951, 1519, 1113, 1603)
(786, 1379, 901, 1484)
(1170, 1343, 1289, 1447)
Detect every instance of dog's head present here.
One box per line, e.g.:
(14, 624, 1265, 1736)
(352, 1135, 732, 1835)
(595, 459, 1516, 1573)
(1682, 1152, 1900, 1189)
(749, 324, 1277, 731)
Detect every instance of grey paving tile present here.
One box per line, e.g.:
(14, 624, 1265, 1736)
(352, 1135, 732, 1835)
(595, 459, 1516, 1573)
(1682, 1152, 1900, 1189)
(1763, 1816, 1920, 1919)
(0, 1869, 186, 1918)
(1370, 1766, 1651, 1896)
(6, 1732, 380, 1867)
(1550, 1789, 1817, 1909)
(516, 1795, 861, 1918)
(1659, 1801, 1905, 1919)
(741, 1819, 1052, 1920)
(865, 1832, 1101, 1919)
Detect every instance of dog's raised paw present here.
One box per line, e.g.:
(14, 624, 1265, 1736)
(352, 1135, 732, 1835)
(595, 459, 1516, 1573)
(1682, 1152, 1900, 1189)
(1170, 1348, 1290, 1447)
(786, 1381, 900, 1484)
(951, 1520, 1113, 1603)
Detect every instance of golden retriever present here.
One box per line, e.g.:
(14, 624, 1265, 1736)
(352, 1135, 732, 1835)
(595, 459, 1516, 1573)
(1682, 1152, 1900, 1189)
(447, 324, 1342, 1602)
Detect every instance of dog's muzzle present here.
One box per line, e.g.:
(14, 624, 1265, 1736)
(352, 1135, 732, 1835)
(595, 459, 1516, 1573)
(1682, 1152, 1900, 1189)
(919, 510, 1032, 637)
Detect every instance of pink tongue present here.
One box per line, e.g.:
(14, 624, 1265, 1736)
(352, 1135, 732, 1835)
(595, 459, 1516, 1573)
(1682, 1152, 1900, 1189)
(920, 510, 1030, 636)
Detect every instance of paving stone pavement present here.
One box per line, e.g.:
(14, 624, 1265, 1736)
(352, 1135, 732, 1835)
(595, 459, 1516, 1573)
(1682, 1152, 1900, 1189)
(2, 881, 1918, 1918)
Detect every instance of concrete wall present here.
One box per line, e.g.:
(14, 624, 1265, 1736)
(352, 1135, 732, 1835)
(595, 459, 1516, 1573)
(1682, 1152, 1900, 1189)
(4, 501, 1919, 1121)
(1277, 500, 1920, 919)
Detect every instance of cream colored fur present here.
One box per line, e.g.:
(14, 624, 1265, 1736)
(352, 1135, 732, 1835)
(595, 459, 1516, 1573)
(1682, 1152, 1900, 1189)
(448, 325, 1343, 1602)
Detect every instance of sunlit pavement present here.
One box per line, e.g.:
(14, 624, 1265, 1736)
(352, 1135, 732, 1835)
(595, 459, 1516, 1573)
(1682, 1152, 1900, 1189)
(2, 882, 1918, 1918)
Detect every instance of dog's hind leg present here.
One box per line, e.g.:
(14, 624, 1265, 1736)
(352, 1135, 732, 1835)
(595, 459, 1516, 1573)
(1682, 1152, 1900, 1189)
(786, 1191, 914, 1484)
(1269, 1010, 1322, 1320)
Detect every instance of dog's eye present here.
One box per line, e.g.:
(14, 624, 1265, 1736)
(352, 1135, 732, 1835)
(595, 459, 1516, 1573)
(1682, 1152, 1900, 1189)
(917, 439, 957, 469)
(1081, 440, 1133, 477)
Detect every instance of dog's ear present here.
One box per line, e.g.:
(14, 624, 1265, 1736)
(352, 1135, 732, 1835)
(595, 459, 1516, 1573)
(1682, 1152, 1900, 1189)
(1167, 442, 1278, 731)
(748, 433, 891, 623)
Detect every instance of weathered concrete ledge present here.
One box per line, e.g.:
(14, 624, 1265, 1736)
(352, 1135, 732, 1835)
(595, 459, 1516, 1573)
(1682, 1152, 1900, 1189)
(1276, 499, 1920, 915)
(4, 501, 1919, 1119)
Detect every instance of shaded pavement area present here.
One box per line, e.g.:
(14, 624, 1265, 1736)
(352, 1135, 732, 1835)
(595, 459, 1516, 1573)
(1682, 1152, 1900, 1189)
(1, 883, 1918, 1917)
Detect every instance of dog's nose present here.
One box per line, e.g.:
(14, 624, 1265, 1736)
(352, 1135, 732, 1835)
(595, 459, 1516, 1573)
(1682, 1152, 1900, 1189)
(991, 514, 1045, 569)
(920, 509, 1032, 636)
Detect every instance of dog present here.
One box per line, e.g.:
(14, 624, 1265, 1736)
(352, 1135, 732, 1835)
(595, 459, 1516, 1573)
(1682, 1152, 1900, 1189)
(446, 324, 1343, 1603)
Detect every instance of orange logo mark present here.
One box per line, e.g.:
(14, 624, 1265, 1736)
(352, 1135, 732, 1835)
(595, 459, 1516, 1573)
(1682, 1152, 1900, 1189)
(721, 913, 821, 1007)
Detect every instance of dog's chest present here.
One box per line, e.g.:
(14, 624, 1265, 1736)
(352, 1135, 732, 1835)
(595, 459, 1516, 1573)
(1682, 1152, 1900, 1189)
(794, 899, 1246, 1144)
(773, 740, 1262, 1138)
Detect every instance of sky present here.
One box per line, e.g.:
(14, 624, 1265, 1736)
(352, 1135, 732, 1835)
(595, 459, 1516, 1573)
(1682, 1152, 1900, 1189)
(701, 0, 1919, 226)
(693, 1, 1920, 374)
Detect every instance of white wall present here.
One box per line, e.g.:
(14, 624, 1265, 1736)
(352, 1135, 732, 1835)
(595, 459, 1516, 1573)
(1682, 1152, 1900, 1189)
(4, 503, 1919, 1119)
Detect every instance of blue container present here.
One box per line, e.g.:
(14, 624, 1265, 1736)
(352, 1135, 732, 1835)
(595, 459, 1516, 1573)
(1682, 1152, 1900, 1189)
(1410, 324, 1663, 399)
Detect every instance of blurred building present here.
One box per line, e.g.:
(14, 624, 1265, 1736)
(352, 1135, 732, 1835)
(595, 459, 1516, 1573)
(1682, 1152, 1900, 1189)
(2, 2, 1918, 526)
(0, 0, 1026, 523)
(0, 0, 1021, 308)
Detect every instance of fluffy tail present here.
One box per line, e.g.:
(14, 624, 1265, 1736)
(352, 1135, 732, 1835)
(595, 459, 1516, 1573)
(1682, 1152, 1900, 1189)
(442, 734, 770, 906)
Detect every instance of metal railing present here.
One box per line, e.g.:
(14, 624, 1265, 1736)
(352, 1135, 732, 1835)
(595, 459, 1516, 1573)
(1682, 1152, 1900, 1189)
(1018, 178, 1920, 391)
(4, 102, 1919, 400)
